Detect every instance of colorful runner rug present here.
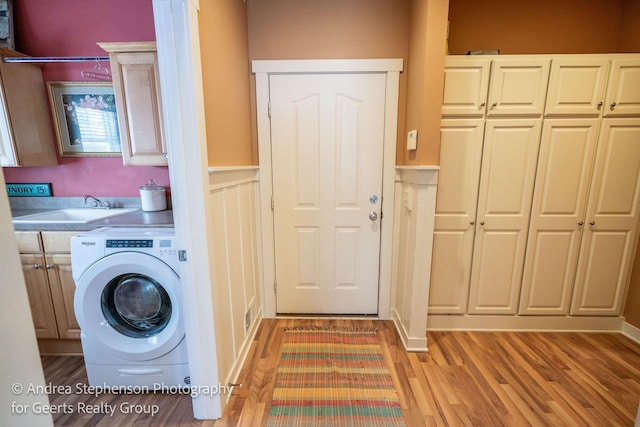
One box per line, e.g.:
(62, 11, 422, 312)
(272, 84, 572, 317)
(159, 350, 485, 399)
(267, 327, 406, 426)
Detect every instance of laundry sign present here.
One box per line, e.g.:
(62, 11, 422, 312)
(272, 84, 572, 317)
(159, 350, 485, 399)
(6, 183, 52, 197)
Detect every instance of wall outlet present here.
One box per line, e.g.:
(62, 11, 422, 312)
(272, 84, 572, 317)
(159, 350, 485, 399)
(245, 309, 251, 333)
(407, 129, 418, 151)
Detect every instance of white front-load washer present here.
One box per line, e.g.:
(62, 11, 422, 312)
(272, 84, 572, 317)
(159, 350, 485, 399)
(71, 227, 189, 388)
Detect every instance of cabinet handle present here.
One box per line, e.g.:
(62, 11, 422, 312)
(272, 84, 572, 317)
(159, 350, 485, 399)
(610, 102, 617, 109)
(33, 264, 41, 269)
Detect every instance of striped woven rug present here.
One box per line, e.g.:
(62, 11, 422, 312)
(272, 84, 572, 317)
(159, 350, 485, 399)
(267, 327, 406, 426)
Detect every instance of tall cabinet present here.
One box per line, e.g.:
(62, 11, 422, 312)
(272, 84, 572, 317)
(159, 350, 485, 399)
(430, 54, 640, 326)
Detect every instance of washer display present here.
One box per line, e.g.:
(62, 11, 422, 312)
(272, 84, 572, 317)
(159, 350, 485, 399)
(72, 227, 189, 388)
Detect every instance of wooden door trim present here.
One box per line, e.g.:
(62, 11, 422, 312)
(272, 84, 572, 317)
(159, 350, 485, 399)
(253, 59, 403, 318)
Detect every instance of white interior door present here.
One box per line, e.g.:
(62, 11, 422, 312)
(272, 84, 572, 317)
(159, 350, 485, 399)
(269, 73, 386, 314)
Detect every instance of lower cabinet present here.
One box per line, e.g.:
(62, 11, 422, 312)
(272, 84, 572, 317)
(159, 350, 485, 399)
(17, 231, 79, 340)
(430, 117, 640, 320)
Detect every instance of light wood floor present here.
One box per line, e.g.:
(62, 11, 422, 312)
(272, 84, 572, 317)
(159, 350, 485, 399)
(43, 319, 640, 426)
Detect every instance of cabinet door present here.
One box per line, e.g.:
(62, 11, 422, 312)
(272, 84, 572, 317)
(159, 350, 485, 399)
(429, 119, 485, 314)
(441, 58, 490, 117)
(467, 119, 542, 314)
(544, 57, 609, 116)
(519, 119, 600, 315)
(571, 119, 640, 315)
(487, 58, 550, 116)
(21, 254, 58, 339)
(47, 254, 80, 339)
(110, 49, 167, 166)
(0, 88, 16, 166)
(603, 58, 640, 117)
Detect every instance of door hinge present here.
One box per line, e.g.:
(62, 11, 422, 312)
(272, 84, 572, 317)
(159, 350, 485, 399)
(178, 250, 187, 262)
(268, 102, 271, 118)
(274, 279, 277, 294)
(271, 195, 274, 211)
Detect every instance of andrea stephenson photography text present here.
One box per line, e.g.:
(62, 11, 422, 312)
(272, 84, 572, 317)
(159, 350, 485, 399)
(9, 381, 233, 418)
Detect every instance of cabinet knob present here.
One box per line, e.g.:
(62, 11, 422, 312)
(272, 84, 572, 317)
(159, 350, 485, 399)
(590, 221, 595, 226)
(46, 264, 54, 270)
(578, 221, 584, 226)
(162, 152, 168, 158)
(610, 102, 617, 109)
(597, 101, 603, 109)
(33, 264, 41, 269)
(492, 102, 497, 108)
(480, 221, 485, 226)
(480, 102, 486, 107)
(470, 221, 475, 225)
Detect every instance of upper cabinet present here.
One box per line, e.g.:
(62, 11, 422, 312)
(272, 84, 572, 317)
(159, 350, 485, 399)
(544, 56, 610, 116)
(441, 58, 490, 117)
(0, 49, 57, 167)
(603, 58, 640, 117)
(98, 42, 167, 166)
(486, 58, 550, 117)
(442, 56, 550, 118)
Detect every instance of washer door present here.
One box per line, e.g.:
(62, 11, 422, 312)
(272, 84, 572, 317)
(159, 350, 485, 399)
(74, 252, 184, 362)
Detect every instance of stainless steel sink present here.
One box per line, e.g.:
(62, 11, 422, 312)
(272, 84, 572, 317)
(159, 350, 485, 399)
(12, 208, 138, 224)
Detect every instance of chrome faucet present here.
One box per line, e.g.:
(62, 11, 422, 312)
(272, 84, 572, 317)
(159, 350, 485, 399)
(84, 195, 111, 209)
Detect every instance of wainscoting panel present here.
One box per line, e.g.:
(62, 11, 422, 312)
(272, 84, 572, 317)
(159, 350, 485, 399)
(209, 167, 262, 402)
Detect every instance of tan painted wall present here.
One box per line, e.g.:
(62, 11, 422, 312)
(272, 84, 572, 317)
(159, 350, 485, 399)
(448, 0, 627, 54)
(247, 0, 412, 165)
(618, 0, 640, 53)
(199, 0, 254, 166)
(402, 0, 449, 165)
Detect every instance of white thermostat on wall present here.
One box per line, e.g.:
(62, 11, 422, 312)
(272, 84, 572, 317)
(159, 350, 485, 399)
(407, 129, 418, 151)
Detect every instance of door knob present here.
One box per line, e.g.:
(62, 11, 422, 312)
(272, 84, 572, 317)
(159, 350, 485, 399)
(369, 211, 378, 221)
(369, 194, 378, 204)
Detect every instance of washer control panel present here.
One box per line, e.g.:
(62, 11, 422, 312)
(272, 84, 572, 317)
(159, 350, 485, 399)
(106, 239, 154, 248)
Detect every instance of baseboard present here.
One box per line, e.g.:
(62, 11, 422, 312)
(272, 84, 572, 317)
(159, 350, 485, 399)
(391, 309, 428, 352)
(622, 321, 640, 344)
(221, 308, 263, 406)
(427, 314, 624, 332)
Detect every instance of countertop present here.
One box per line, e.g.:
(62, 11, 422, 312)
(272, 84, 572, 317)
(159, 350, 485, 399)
(10, 196, 174, 231)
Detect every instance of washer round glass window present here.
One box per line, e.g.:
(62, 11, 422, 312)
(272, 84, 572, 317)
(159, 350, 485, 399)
(101, 274, 172, 338)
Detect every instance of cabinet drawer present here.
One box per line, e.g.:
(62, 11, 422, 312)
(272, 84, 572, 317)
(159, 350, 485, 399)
(41, 231, 77, 253)
(15, 231, 43, 253)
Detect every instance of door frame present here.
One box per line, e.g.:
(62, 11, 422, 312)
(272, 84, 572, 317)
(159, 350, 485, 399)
(252, 59, 403, 318)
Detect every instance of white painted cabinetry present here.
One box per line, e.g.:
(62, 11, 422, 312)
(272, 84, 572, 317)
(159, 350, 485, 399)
(429, 119, 484, 314)
(467, 119, 542, 314)
(486, 58, 550, 117)
(519, 119, 600, 315)
(431, 53, 640, 326)
(441, 59, 490, 117)
(99, 42, 167, 166)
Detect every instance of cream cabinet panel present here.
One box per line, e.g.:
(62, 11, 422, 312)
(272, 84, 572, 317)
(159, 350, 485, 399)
(467, 119, 542, 314)
(429, 119, 484, 313)
(441, 58, 490, 116)
(99, 42, 167, 166)
(487, 58, 550, 117)
(519, 119, 600, 315)
(603, 58, 640, 117)
(21, 254, 58, 339)
(571, 119, 640, 315)
(544, 57, 609, 116)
